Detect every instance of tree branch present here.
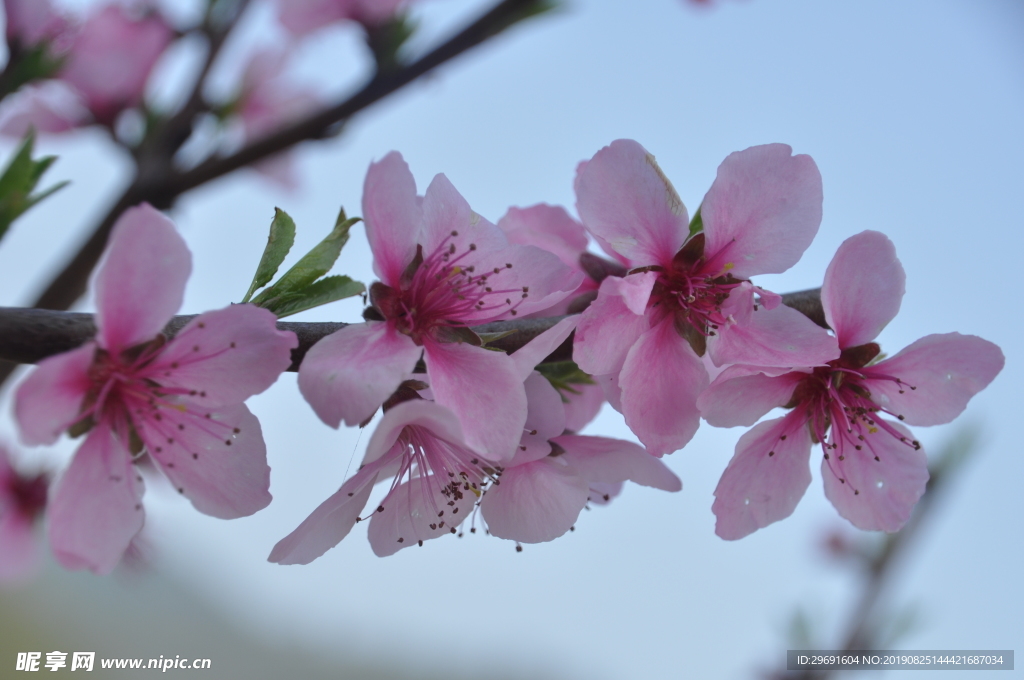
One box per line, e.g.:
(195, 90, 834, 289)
(0, 288, 823, 373)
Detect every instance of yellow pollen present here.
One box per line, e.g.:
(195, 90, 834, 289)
(469, 486, 482, 498)
(451, 266, 462, 275)
(868, 426, 878, 434)
(723, 262, 734, 271)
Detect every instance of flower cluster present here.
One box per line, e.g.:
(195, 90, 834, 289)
(4, 139, 1003, 573)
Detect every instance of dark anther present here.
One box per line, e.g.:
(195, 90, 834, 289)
(398, 537, 404, 543)
(377, 505, 384, 513)
(768, 451, 775, 457)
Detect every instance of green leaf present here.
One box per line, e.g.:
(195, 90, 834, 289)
(0, 44, 65, 100)
(261, 275, 365, 318)
(0, 132, 68, 242)
(536, 360, 595, 400)
(688, 204, 704, 238)
(242, 208, 296, 303)
(252, 208, 360, 305)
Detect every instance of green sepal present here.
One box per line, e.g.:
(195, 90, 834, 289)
(259, 275, 365, 319)
(0, 43, 66, 100)
(0, 132, 69, 242)
(242, 208, 296, 303)
(687, 203, 704, 238)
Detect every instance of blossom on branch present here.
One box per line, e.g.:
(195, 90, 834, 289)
(275, 0, 412, 36)
(0, 442, 47, 582)
(298, 152, 582, 461)
(14, 204, 297, 573)
(700, 230, 1004, 538)
(572, 140, 838, 456)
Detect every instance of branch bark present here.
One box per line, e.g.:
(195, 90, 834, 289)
(0, 288, 823, 372)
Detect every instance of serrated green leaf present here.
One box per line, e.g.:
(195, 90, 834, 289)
(263, 275, 365, 318)
(253, 208, 359, 305)
(688, 204, 704, 238)
(242, 208, 296, 303)
(0, 132, 68, 242)
(536, 360, 595, 400)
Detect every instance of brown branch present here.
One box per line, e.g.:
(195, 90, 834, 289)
(0, 288, 823, 373)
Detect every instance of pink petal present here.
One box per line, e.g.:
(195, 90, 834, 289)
(424, 340, 526, 463)
(0, 81, 89, 138)
(140, 404, 271, 520)
(48, 427, 144, 573)
(697, 365, 805, 428)
(822, 420, 928, 532)
(712, 412, 813, 540)
(94, 204, 191, 352)
(146, 305, 296, 408)
(822, 230, 906, 348)
(619, 318, 709, 456)
(497, 204, 589, 269)
(298, 322, 421, 428)
(575, 139, 689, 267)
(709, 286, 839, 368)
(701, 144, 823, 279)
(362, 152, 422, 287)
(864, 333, 1004, 426)
(367, 473, 477, 556)
(361, 400, 468, 466)
(587, 481, 624, 505)
(480, 458, 590, 543)
(596, 371, 623, 413)
(562, 382, 606, 433)
(268, 461, 383, 565)
(572, 272, 656, 376)
(420, 173, 505, 261)
(511, 316, 579, 381)
(15, 342, 94, 446)
(554, 434, 681, 491)
(512, 373, 567, 466)
(0, 511, 38, 583)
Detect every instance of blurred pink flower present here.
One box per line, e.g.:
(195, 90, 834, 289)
(0, 443, 47, 583)
(298, 152, 582, 461)
(572, 139, 837, 456)
(15, 204, 296, 573)
(700, 231, 1004, 538)
(276, 0, 410, 36)
(0, 81, 89, 138)
(58, 4, 173, 124)
(3, 0, 70, 47)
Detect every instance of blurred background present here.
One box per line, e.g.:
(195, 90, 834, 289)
(0, 0, 1021, 677)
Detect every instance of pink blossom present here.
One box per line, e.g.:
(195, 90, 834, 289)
(0, 443, 47, 582)
(232, 49, 321, 188)
(298, 152, 582, 461)
(572, 140, 838, 456)
(58, 5, 173, 124)
(699, 231, 1004, 538)
(14, 204, 297, 573)
(4, 0, 70, 46)
(0, 81, 89, 138)
(276, 0, 410, 36)
(269, 398, 491, 562)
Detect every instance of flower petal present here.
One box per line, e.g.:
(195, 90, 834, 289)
(697, 365, 805, 428)
(15, 342, 94, 446)
(554, 434, 681, 491)
(48, 427, 144, 574)
(822, 230, 906, 348)
(362, 400, 469, 466)
(512, 373, 566, 465)
(94, 204, 191, 352)
(572, 272, 656, 376)
(511, 316, 579, 381)
(298, 322, 421, 428)
(497, 204, 589, 268)
(619, 317, 709, 456)
(0, 511, 38, 582)
(864, 333, 1004, 426)
(268, 461, 383, 565)
(146, 305, 296, 408)
(424, 340, 526, 463)
(562, 382, 606, 433)
(140, 403, 272, 520)
(822, 420, 928, 532)
(367, 473, 477, 556)
(709, 288, 839, 368)
(575, 139, 689, 266)
(481, 458, 590, 543)
(712, 412, 813, 540)
(362, 152, 422, 287)
(701, 144, 822, 279)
